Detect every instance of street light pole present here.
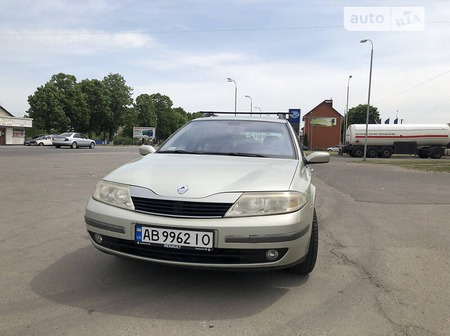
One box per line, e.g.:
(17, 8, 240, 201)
(227, 78, 237, 115)
(254, 106, 262, 116)
(245, 95, 253, 115)
(360, 39, 373, 161)
(344, 75, 352, 144)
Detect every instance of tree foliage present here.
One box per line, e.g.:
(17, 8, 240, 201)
(347, 104, 380, 125)
(27, 82, 69, 133)
(150, 93, 176, 141)
(27, 73, 200, 142)
(50, 73, 89, 133)
(135, 94, 157, 127)
(102, 73, 133, 141)
(79, 79, 110, 139)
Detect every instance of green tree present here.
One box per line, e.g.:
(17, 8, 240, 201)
(150, 93, 176, 141)
(347, 104, 380, 125)
(120, 94, 157, 140)
(27, 73, 202, 141)
(79, 79, 111, 139)
(135, 94, 157, 127)
(49, 73, 88, 133)
(103, 73, 133, 141)
(173, 107, 190, 129)
(189, 112, 203, 120)
(27, 83, 70, 133)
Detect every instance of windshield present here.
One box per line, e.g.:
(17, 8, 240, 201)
(159, 119, 296, 159)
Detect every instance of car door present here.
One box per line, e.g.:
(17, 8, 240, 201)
(75, 133, 88, 147)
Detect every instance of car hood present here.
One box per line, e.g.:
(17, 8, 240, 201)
(103, 154, 300, 198)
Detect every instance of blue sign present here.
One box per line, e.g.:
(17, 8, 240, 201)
(289, 109, 301, 123)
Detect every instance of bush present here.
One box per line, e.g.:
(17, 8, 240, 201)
(112, 135, 155, 146)
(112, 135, 135, 145)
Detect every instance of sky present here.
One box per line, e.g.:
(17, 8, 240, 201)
(1, 0, 449, 126)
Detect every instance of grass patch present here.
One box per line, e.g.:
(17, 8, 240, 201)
(356, 159, 450, 173)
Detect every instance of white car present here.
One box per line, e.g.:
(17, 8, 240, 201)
(85, 114, 330, 274)
(35, 134, 56, 146)
(52, 132, 96, 149)
(327, 145, 342, 152)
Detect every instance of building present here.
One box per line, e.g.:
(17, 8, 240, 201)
(0, 106, 33, 145)
(302, 99, 343, 150)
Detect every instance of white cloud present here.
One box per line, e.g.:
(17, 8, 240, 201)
(1, 0, 449, 125)
(1, 29, 154, 56)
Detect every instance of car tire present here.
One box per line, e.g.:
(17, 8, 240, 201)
(71, 142, 77, 149)
(55, 145, 61, 148)
(89, 142, 95, 149)
(430, 148, 443, 159)
(39, 142, 44, 146)
(417, 149, 429, 158)
(351, 146, 364, 157)
(380, 147, 393, 158)
(287, 209, 318, 275)
(367, 146, 378, 158)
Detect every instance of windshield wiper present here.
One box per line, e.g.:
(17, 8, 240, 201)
(227, 152, 267, 157)
(158, 149, 197, 154)
(158, 150, 266, 157)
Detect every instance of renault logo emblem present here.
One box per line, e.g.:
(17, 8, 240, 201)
(177, 185, 189, 194)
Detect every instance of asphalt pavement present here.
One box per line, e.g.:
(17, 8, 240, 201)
(0, 146, 449, 336)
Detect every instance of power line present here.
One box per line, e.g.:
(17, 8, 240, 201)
(0, 25, 343, 36)
(375, 70, 450, 104)
(1, 19, 448, 36)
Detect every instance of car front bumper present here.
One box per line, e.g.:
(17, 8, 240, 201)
(85, 197, 315, 270)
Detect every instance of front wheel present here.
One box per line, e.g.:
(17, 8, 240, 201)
(71, 142, 77, 149)
(351, 147, 364, 157)
(89, 142, 95, 149)
(287, 209, 318, 275)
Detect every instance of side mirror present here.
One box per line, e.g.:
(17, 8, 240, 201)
(305, 151, 330, 164)
(139, 145, 156, 156)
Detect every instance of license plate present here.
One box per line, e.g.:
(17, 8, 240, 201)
(135, 225, 214, 251)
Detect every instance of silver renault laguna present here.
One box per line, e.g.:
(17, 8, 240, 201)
(85, 114, 329, 274)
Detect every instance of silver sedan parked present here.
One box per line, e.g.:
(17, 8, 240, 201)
(52, 132, 96, 149)
(85, 114, 330, 274)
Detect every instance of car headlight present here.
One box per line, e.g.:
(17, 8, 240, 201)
(92, 180, 134, 210)
(225, 192, 307, 217)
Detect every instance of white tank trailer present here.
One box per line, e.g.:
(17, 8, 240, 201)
(343, 124, 450, 159)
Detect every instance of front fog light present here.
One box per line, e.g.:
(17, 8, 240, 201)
(265, 249, 279, 261)
(93, 233, 103, 244)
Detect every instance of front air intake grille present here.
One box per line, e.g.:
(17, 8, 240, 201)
(131, 197, 232, 218)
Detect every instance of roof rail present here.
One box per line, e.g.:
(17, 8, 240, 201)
(201, 112, 218, 117)
(199, 111, 289, 119)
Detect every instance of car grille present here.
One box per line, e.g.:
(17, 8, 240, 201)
(89, 232, 288, 265)
(131, 196, 233, 218)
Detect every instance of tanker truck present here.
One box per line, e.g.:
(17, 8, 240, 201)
(343, 124, 450, 159)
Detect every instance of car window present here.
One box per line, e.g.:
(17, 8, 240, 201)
(159, 119, 296, 159)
